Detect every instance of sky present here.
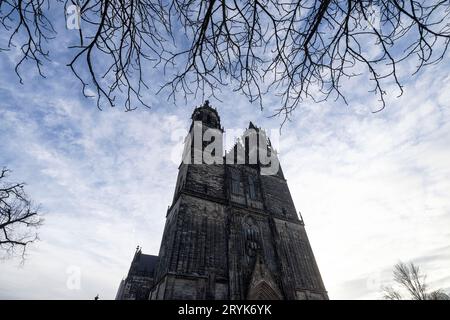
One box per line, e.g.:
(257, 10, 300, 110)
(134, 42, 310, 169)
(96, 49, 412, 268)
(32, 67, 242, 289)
(1, 5, 450, 300)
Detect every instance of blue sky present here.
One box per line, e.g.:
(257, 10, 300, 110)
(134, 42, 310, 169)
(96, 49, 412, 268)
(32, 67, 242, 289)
(1, 5, 450, 300)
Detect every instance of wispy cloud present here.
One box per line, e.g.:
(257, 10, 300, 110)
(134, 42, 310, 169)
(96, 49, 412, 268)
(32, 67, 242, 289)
(276, 63, 450, 299)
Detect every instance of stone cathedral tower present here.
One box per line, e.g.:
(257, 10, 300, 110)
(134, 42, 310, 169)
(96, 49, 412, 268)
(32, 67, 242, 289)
(117, 102, 328, 300)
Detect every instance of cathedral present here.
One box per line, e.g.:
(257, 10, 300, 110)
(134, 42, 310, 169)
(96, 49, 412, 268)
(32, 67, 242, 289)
(115, 102, 328, 300)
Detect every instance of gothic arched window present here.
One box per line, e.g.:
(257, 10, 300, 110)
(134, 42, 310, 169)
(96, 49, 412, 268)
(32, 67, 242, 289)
(231, 170, 243, 194)
(247, 281, 282, 300)
(248, 175, 260, 200)
(243, 216, 260, 257)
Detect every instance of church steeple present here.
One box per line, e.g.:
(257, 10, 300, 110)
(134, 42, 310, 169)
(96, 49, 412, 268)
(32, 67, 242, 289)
(182, 101, 224, 165)
(190, 100, 222, 130)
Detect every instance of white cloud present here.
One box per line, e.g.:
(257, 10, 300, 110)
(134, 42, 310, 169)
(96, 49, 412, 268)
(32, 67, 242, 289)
(0, 89, 188, 299)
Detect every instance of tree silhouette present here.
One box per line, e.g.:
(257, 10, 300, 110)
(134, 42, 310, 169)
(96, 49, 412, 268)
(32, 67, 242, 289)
(383, 262, 449, 300)
(0, 168, 42, 259)
(1, 1, 450, 120)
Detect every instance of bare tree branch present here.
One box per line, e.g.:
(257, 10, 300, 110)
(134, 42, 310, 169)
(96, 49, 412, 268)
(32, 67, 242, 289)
(382, 285, 402, 300)
(393, 262, 428, 300)
(383, 261, 449, 300)
(1, 1, 450, 120)
(0, 167, 42, 260)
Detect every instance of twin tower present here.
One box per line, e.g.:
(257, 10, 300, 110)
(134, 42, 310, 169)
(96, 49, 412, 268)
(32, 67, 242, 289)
(116, 102, 328, 300)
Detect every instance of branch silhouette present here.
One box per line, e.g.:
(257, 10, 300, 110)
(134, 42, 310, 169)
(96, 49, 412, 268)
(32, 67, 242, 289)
(1, 1, 449, 120)
(0, 167, 42, 260)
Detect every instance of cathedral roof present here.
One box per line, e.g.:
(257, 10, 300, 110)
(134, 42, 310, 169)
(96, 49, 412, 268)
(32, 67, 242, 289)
(136, 254, 158, 274)
(129, 250, 159, 277)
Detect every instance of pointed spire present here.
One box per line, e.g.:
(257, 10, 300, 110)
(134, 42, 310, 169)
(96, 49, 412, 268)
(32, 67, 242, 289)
(133, 245, 142, 262)
(298, 211, 304, 225)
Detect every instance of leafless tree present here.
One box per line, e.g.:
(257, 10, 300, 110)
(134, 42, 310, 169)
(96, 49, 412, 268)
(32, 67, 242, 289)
(1, 1, 450, 121)
(382, 262, 450, 300)
(0, 167, 42, 260)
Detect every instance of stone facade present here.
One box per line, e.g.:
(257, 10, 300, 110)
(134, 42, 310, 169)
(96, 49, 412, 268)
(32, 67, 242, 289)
(115, 247, 158, 300)
(117, 102, 328, 300)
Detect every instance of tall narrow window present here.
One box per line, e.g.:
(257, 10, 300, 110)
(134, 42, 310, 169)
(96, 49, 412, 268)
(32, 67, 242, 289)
(248, 175, 259, 199)
(231, 170, 242, 194)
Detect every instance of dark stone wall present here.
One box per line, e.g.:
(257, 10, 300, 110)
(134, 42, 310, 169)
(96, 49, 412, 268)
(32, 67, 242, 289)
(272, 219, 328, 299)
(260, 174, 299, 221)
(117, 275, 155, 300)
(150, 159, 328, 300)
(185, 164, 226, 201)
(151, 194, 228, 299)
